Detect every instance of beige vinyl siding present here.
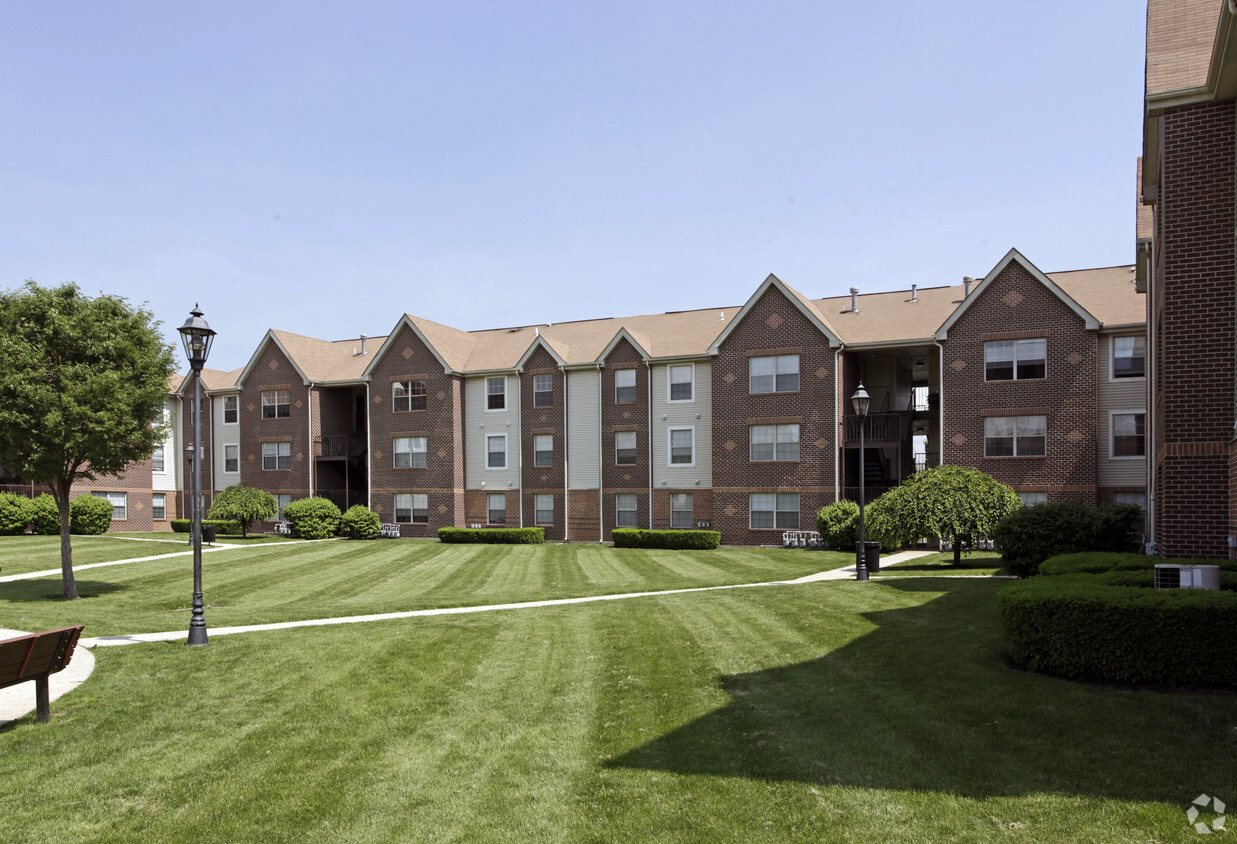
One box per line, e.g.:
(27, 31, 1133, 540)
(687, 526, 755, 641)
(567, 369, 601, 490)
(1097, 332, 1147, 486)
(651, 360, 712, 488)
(152, 398, 182, 492)
(464, 375, 521, 489)
(213, 392, 241, 491)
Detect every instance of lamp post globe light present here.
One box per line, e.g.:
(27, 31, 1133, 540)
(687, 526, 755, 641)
(178, 305, 216, 646)
(851, 383, 871, 582)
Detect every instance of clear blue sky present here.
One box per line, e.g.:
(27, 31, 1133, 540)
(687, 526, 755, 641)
(1, 1, 1146, 374)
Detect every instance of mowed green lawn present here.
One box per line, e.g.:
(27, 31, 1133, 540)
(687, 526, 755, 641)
(1, 573, 1233, 843)
(0, 535, 195, 577)
(873, 551, 1011, 577)
(0, 538, 849, 636)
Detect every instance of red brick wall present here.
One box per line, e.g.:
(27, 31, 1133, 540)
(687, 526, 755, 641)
(74, 456, 158, 531)
(368, 323, 466, 537)
(239, 342, 312, 503)
(941, 260, 1098, 503)
(1153, 99, 1237, 558)
(711, 285, 837, 544)
(520, 346, 566, 539)
(567, 488, 601, 540)
(601, 339, 650, 535)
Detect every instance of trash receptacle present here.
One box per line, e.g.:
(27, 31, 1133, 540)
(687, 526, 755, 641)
(856, 541, 880, 573)
(201, 525, 216, 545)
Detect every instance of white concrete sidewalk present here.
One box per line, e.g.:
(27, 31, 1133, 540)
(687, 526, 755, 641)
(0, 628, 96, 727)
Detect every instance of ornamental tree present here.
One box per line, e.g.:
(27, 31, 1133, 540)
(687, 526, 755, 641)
(207, 484, 277, 538)
(864, 465, 1022, 565)
(0, 281, 176, 598)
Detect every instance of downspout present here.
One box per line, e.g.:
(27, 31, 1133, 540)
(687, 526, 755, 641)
(834, 346, 842, 501)
(307, 383, 315, 498)
(517, 374, 523, 529)
(365, 382, 372, 508)
(933, 339, 945, 472)
(564, 370, 570, 539)
(648, 361, 654, 528)
(598, 366, 604, 543)
(1145, 245, 1157, 550)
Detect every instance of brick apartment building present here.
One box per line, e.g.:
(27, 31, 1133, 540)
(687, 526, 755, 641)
(52, 247, 1141, 545)
(1140, 0, 1237, 559)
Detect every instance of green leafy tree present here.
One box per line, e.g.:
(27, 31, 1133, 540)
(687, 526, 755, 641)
(864, 465, 1022, 565)
(0, 281, 176, 598)
(208, 484, 277, 538)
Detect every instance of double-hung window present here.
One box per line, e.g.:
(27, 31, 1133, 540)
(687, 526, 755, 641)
(394, 436, 427, 468)
(985, 339, 1046, 381)
(487, 435, 507, 469)
(92, 491, 127, 521)
(534, 494, 553, 526)
(223, 395, 238, 424)
(1111, 336, 1146, 379)
(615, 431, 637, 465)
(395, 493, 428, 524)
(615, 369, 636, 403)
(534, 435, 553, 467)
(151, 445, 165, 472)
(750, 493, 799, 529)
(152, 493, 167, 520)
(262, 441, 291, 470)
(750, 424, 799, 462)
(616, 493, 638, 527)
(274, 494, 292, 520)
(1111, 412, 1146, 458)
(486, 377, 506, 410)
(487, 493, 506, 525)
(669, 427, 694, 466)
(984, 416, 1046, 457)
(668, 365, 693, 402)
(750, 355, 799, 393)
(224, 444, 240, 473)
(261, 389, 290, 419)
(393, 380, 427, 412)
(670, 493, 693, 528)
(533, 375, 553, 407)
(1018, 491, 1047, 507)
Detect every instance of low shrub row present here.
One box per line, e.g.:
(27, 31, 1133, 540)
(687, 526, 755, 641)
(170, 519, 243, 535)
(1039, 552, 1237, 577)
(999, 570, 1237, 686)
(611, 529, 721, 550)
(438, 527, 545, 544)
(0, 493, 116, 535)
(993, 502, 1142, 577)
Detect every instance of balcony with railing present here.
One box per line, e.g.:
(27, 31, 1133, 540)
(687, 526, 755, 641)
(314, 434, 366, 460)
(843, 412, 905, 445)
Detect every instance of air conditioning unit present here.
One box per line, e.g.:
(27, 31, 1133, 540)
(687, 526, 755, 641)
(1154, 564, 1220, 590)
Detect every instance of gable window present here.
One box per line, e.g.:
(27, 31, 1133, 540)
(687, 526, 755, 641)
(984, 339, 1046, 381)
(393, 380, 427, 412)
(669, 427, 694, 466)
(750, 355, 799, 394)
(615, 369, 637, 403)
(751, 492, 799, 530)
(1112, 336, 1146, 379)
(487, 434, 507, 469)
(395, 493, 428, 524)
(534, 434, 553, 467)
(984, 416, 1046, 457)
(394, 436, 427, 468)
(487, 493, 506, 525)
(151, 445, 165, 472)
(261, 389, 290, 419)
(223, 396, 238, 424)
(616, 493, 638, 528)
(92, 491, 127, 521)
(534, 494, 553, 526)
(152, 492, 166, 521)
(274, 494, 292, 520)
(533, 375, 553, 407)
(224, 444, 239, 473)
(670, 493, 693, 528)
(262, 441, 291, 470)
(615, 431, 637, 465)
(668, 364, 694, 402)
(1111, 412, 1146, 458)
(486, 377, 506, 411)
(750, 424, 799, 462)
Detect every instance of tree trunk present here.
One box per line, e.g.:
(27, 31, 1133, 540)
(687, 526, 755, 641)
(952, 536, 962, 567)
(52, 482, 79, 600)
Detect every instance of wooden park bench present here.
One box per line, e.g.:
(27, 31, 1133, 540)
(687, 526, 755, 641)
(0, 625, 85, 724)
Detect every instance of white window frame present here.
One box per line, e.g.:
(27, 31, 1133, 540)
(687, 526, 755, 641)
(486, 377, 507, 412)
(486, 434, 508, 470)
(394, 436, 427, 468)
(152, 492, 167, 521)
(670, 493, 693, 529)
(668, 363, 694, 403)
(395, 493, 428, 524)
(262, 441, 291, 470)
(667, 426, 695, 468)
(534, 493, 554, 526)
(534, 434, 553, 467)
(224, 444, 240, 473)
(393, 380, 427, 412)
(984, 339, 1047, 382)
(151, 444, 165, 472)
(533, 374, 553, 407)
(487, 492, 506, 525)
(1109, 335, 1147, 381)
(223, 395, 239, 424)
(1109, 411, 1147, 460)
(616, 493, 638, 528)
(749, 354, 799, 394)
(983, 416, 1046, 458)
(261, 389, 291, 419)
(92, 491, 127, 521)
(1018, 491, 1047, 507)
(615, 431, 637, 466)
(615, 368, 637, 404)
(274, 494, 292, 520)
(749, 424, 800, 462)
(750, 492, 800, 530)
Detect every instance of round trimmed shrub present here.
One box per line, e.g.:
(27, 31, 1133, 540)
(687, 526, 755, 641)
(0, 492, 33, 535)
(28, 494, 60, 535)
(339, 505, 381, 539)
(70, 495, 114, 535)
(816, 500, 859, 551)
(282, 496, 342, 540)
(993, 502, 1142, 578)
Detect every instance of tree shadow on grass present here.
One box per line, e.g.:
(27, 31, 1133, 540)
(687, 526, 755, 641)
(608, 578, 1237, 801)
(0, 580, 129, 602)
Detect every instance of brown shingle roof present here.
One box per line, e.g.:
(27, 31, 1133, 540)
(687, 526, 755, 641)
(816, 285, 964, 345)
(1048, 266, 1145, 327)
(270, 330, 389, 383)
(171, 367, 243, 394)
(1146, 0, 1220, 97)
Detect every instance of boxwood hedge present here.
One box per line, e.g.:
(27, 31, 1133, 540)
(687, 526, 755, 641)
(1039, 552, 1237, 577)
(170, 519, 243, 535)
(437, 527, 545, 544)
(611, 529, 721, 550)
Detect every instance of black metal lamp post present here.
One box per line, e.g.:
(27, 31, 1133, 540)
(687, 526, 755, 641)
(178, 305, 216, 646)
(852, 383, 871, 582)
